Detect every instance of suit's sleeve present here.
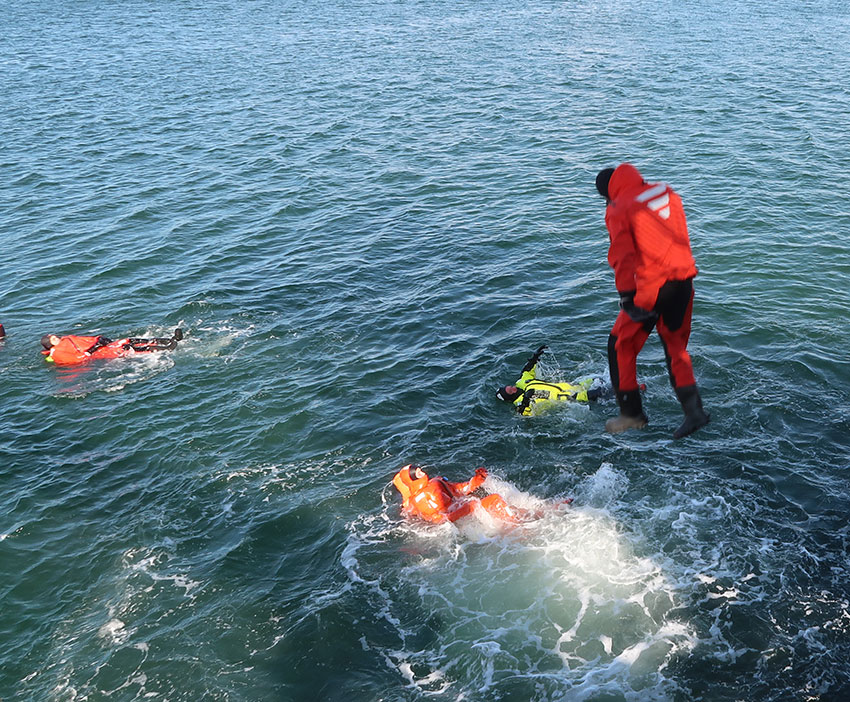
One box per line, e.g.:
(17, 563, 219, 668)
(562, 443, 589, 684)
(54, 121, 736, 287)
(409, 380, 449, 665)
(447, 470, 486, 496)
(606, 206, 638, 293)
(515, 368, 536, 391)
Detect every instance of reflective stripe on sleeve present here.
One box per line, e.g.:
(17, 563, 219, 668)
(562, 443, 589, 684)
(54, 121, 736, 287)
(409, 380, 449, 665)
(635, 183, 667, 202)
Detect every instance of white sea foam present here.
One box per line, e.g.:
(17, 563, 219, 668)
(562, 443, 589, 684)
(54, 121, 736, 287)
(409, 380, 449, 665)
(346, 463, 696, 699)
(123, 546, 201, 594)
(184, 321, 255, 359)
(51, 350, 175, 397)
(98, 618, 129, 645)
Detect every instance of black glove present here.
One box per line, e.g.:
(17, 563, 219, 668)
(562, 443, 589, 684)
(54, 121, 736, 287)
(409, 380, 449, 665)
(522, 345, 548, 373)
(618, 292, 658, 325)
(85, 336, 112, 354)
(516, 388, 535, 413)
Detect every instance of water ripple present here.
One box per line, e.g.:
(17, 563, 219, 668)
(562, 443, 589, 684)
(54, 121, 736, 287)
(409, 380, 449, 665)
(2, 1, 850, 700)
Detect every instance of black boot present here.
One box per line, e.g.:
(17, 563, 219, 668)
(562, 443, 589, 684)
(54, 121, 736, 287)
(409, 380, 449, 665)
(673, 385, 710, 439)
(605, 390, 648, 434)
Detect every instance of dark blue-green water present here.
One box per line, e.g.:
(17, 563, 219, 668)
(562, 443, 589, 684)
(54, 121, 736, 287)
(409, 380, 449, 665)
(2, 1, 850, 700)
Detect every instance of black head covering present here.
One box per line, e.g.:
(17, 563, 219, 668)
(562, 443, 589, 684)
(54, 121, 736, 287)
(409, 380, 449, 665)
(496, 386, 522, 403)
(595, 167, 615, 199)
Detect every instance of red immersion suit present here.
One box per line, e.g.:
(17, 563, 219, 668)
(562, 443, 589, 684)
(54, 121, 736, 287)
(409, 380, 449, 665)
(605, 163, 699, 398)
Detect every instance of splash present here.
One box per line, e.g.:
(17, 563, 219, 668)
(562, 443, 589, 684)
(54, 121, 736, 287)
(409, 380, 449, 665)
(51, 348, 175, 397)
(345, 464, 695, 700)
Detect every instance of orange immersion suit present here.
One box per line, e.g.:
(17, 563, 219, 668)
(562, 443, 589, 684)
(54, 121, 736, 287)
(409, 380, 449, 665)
(43, 334, 178, 365)
(392, 464, 524, 525)
(43, 335, 133, 365)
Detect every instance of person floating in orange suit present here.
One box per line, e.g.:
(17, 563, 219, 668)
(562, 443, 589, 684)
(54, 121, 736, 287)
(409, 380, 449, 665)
(392, 464, 555, 526)
(41, 329, 183, 365)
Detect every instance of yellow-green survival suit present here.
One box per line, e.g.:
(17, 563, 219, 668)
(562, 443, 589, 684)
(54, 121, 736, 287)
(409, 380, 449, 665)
(496, 345, 603, 416)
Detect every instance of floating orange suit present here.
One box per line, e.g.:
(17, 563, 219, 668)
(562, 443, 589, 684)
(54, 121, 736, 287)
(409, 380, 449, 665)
(41, 330, 183, 366)
(392, 464, 529, 525)
(42, 335, 132, 365)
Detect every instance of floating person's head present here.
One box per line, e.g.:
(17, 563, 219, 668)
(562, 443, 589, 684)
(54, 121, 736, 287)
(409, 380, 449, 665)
(393, 464, 429, 502)
(496, 385, 521, 403)
(398, 464, 427, 481)
(41, 334, 61, 350)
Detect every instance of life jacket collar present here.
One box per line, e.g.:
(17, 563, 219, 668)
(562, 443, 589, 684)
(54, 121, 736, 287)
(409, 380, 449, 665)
(392, 464, 429, 504)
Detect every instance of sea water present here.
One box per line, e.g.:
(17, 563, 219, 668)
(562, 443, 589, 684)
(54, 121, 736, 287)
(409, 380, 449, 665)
(1, 1, 849, 700)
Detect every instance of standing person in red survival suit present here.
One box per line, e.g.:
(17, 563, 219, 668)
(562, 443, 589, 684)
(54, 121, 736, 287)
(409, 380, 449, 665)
(596, 163, 710, 439)
(392, 464, 541, 526)
(41, 329, 183, 365)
